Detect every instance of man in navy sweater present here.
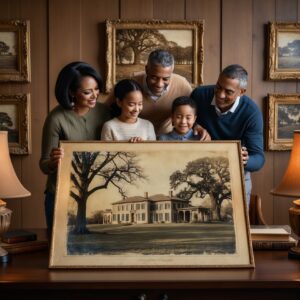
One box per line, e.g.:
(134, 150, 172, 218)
(191, 64, 265, 207)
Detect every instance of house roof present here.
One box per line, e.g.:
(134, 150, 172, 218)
(112, 193, 188, 205)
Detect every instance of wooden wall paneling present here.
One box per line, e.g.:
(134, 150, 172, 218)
(153, 0, 185, 20)
(0, 0, 48, 229)
(273, 0, 298, 224)
(186, 0, 221, 85)
(0, 0, 22, 229)
(81, 0, 119, 77)
(19, 0, 48, 228)
(221, 0, 253, 95)
(120, 0, 153, 19)
(251, 0, 276, 224)
(48, 0, 81, 111)
(298, 0, 300, 93)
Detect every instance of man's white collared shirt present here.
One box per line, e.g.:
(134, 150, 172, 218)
(212, 96, 240, 116)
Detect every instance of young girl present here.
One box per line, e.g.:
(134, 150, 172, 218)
(158, 96, 198, 140)
(101, 79, 156, 141)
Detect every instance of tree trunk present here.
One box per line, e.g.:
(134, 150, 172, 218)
(74, 195, 89, 234)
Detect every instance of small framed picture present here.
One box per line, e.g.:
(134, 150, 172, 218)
(267, 22, 300, 80)
(105, 19, 204, 93)
(0, 20, 31, 82)
(266, 93, 300, 150)
(0, 93, 31, 154)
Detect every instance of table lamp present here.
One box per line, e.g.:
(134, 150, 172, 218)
(271, 130, 300, 259)
(0, 131, 31, 263)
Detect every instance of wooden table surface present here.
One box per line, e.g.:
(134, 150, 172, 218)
(1, 249, 300, 299)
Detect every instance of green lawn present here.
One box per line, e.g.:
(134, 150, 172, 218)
(67, 223, 235, 255)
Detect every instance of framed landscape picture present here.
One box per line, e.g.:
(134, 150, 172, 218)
(49, 141, 254, 269)
(105, 19, 204, 93)
(267, 22, 300, 80)
(266, 94, 300, 150)
(0, 93, 31, 154)
(0, 20, 31, 82)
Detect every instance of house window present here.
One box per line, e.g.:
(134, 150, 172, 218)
(142, 213, 145, 221)
(165, 213, 169, 221)
(141, 203, 145, 209)
(136, 204, 140, 210)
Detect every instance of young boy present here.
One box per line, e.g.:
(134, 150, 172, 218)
(158, 96, 198, 140)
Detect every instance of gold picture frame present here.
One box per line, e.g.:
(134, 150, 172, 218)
(0, 20, 31, 82)
(267, 22, 300, 80)
(105, 19, 204, 93)
(266, 93, 300, 150)
(0, 93, 31, 154)
(50, 141, 254, 269)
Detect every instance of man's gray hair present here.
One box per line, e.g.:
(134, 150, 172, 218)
(147, 49, 174, 68)
(221, 64, 248, 89)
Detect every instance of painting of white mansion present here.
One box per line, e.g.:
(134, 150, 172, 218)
(102, 191, 212, 225)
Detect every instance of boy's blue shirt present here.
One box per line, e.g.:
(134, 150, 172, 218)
(159, 128, 199, 141)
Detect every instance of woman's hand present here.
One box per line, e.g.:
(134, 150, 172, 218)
(48, 147, 64, 170)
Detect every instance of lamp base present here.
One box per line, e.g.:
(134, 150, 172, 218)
(0, 246, 10, 263)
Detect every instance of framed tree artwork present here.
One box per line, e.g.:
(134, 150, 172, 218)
(49, 141, 253, 269)
(105, 19, 204, 93)
(0, 93, 31, 154)
(266, 93, 300, 150)
(0, 20, 31, 82)
(267, 22, 300, 80)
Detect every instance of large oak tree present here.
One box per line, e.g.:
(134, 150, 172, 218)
(70, 151, 145, 233)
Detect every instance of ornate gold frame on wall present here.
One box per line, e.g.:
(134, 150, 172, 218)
(0, 93, 31, 154)
(266, 93, 300, 150)
(0, 20, 31, 82)
(105, 19, 204, 93)
(267, 22, 300, 80)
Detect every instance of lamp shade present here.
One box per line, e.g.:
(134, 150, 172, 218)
(272, 130, 300, 198)
(0, 131, 31, 199)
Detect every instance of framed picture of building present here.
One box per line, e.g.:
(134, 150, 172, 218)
(266, 93, 300, 150)
(267, 22, 300, 80)
(0, 93, 31, 154)
(49, 141, 253, 269)
(0, 20, 31, 82)
(105, 19, 204, 93)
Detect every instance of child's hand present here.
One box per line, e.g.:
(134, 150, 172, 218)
(129, 137, 143, 143)
(193, 124, 211, 141)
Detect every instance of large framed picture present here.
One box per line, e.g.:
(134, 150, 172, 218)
(49, 141, 254, 269)
(266, 93, 300, 150)
(267, 22, 300, 80)
(0, 20, 30, 82)
(105, 19, 204, 93)
(0, 93, 31, 154)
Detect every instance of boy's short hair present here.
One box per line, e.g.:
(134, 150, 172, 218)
(171, 96, 197, 114)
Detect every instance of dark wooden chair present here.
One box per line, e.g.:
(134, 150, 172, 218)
(249, 194, 267, 225)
